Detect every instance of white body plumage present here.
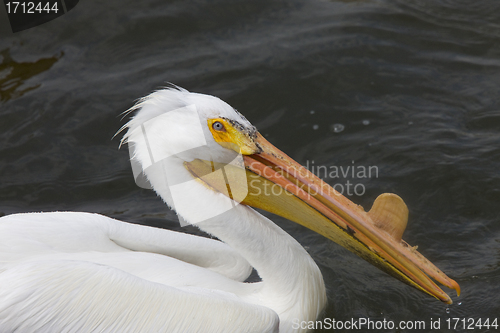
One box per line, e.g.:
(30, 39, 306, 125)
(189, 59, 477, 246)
(0, 88, 326, 333)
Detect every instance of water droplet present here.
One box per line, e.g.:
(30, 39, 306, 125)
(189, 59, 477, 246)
(310, 110, 315, 114)
(362, 120, 370, 125)
(446, 308, 450, 314)
(313, 124, 319, 130)
(458, 302, 462, 306)
(330, 123, 345, 133)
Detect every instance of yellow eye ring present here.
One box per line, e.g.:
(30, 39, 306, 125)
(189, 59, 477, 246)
(207, 118, 260, 155)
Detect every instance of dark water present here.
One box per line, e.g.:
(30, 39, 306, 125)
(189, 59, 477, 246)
(1, 0, 499, 331)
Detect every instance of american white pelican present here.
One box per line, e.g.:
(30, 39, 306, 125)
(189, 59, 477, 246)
(0, 87, 459, 333)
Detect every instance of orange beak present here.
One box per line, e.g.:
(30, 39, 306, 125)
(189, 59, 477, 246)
(186, 132, 460, 303)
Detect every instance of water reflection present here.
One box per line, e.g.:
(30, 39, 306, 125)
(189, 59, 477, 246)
(0, 49, 62, 102)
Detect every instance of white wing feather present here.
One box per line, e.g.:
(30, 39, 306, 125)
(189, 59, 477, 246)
(0, 260, 278, 333)
(0, 212, 278, 333)
(0, 212, 252, 281)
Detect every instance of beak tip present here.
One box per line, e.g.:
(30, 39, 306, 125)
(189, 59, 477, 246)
(453, 282, 461, 297)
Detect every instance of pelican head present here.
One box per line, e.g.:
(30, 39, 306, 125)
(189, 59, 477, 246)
(123, 86, 459, 306)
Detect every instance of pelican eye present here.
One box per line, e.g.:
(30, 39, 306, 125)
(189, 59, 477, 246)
(212, 121, 226, 132)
